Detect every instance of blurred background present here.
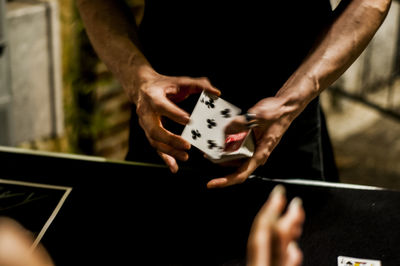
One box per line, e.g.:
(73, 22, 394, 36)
(0, 0, 399, 190)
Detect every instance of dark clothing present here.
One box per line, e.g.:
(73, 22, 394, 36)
(126, 0, 339, 182)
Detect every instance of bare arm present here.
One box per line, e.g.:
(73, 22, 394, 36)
(210, 0, 392, 188)
(276, 0, 392, 121)
(76, 0, 220, 172)
(76, 0, 151, 103)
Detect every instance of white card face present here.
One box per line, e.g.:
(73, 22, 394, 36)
(181, 90, 241, 159)
(337, 256, 381, 266)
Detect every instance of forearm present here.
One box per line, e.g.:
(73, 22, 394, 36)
(275, 0, 391, 121)
(76, 0, 155, 103)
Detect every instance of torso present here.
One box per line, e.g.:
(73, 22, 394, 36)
(127, 1, 337, 181)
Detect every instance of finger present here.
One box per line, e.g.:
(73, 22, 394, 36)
(249, 186, 288, 238)
(279, 198, 305, 240)
(285, 242, 303, 266)
(0, 218, 54, 266)
(140, 116, 191, 151)
(139, 115, 191, 161)
(178, 77, 221, 96)
(152, 98, 191, 125)
(246, 186, 287, 266)
(206, 157, 259, 188)
(158, 151, 179, 173)
(150, 140, 189, 162)
(257, 185, 288, 223)
(287, 198, 305, 227)
(206, 132, 278, 189)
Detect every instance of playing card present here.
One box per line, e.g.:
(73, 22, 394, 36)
(208, 130, 255, 163)
(337, 256, 381, 266)
(181, 90, 254, 162)
(181, 90, 241, 159)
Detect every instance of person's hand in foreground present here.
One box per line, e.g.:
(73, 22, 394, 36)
(247, 185, 305, 266)
(0, 217, 54, 266)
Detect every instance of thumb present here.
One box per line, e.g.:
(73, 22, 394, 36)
(177, 77, 221, 96)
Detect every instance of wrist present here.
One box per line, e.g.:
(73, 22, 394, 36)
(119, 59, 159, 105)
(274, 72, 320, 121)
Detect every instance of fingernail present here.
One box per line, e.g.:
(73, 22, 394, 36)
(207, 181, 217, 189)
(212, 87, 221, 95)
(178, 152, 189, 161)
(289, 197, 303, 209)
(170, 166, 178, 174)
(184, 116, 191, 123)
(271, 185, 285, 196)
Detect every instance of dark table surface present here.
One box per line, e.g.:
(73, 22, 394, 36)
(0, 146, 399, 266)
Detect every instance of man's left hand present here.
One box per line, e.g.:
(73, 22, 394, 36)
(207, 97, 293, 189)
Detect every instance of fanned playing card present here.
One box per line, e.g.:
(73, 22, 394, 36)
(181, 90, 254, 163)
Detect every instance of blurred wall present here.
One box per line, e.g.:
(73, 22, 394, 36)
(334, 1, 400, 94)
(0, 0, 11, 145)
(5, 0, 63, 145)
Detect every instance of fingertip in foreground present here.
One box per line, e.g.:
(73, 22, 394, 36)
(287, 241, 303, 266)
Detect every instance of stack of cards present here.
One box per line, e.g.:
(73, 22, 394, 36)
(181, 91, 255, 163)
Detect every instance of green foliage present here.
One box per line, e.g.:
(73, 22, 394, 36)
(61, 0, 108, 155)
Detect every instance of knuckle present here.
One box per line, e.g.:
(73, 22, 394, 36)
(140, 88, 153, 103)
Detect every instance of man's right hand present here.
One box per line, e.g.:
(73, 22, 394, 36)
(130, 68, 221, 173)
(75, 0, 221, 173)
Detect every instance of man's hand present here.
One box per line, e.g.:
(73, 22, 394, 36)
(207, 97, 293, 188)
(246, 185, 305, 266)
(75, 0, 220, 173)
(206, 0, 392, 189)
(133, 70, 221, 173)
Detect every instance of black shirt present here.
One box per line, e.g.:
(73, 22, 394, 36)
(138, 0, 333, 106)
(127, 0, 338, 181)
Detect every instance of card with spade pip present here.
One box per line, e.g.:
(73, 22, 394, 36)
(181, 90, 255, 163)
